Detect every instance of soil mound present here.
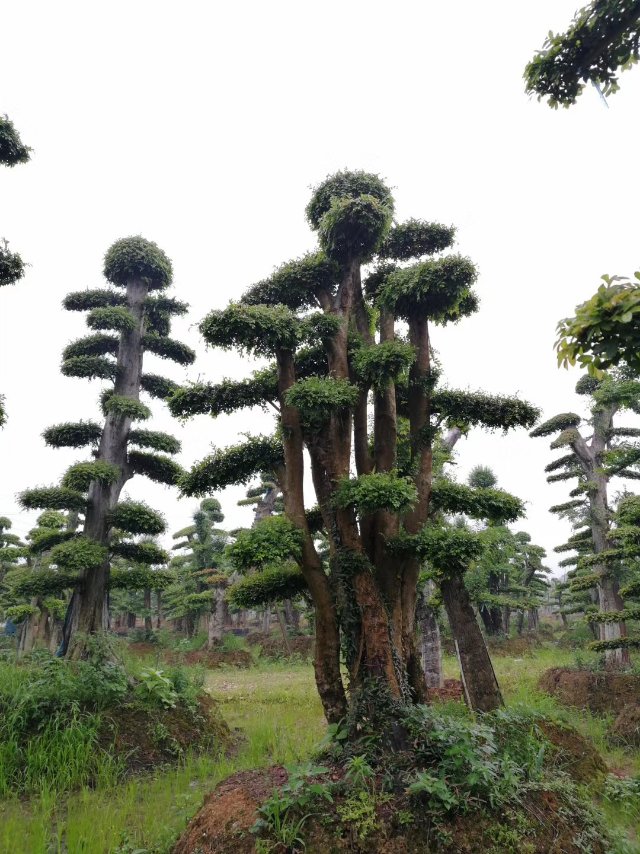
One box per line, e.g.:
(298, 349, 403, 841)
(100, 694, 229, 772)
(180, 649, 253, 668)
(250, 634, 315, 659)
(172, 765, 606, 854)
(173, 767, 287, 854)
(539, 667, 640, 714)
(486, 634, 541, 656)
(430, 678, 464, 702)
(127, 642, 253, 668)
(610, 703, 640, 746)
(538, 720, 607, 782)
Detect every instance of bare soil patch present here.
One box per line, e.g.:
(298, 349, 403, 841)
(172, 758, 606, 854)
(539, 667, 640, 714)
(99, 694, 229, 772)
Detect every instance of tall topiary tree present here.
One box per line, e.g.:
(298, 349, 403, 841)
(1, 115, 31, 426)
(170, 172, 538, 723)
(531, 372, 640, 666)
(19, 237, 193, 658)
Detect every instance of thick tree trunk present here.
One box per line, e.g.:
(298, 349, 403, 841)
(127, 612, 136, 629)
(62, 277, 149, 659)
(276, 347, 348, 724)
(441, 572, 503, 712)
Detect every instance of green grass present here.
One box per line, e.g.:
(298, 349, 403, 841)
(1, 646, 638, 853)
(0, 660, 323, 854)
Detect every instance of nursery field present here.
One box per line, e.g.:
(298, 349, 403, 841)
(0, 638, 638, 854)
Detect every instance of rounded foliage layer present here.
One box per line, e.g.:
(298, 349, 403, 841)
(285, 377, 359, 430)
(102, 394, 151, 422)
(87, 306, 137, 333)
(181, 435, 284, 497)
(140, 373, 179, 400)
(199, 304, 300, 357)
(19, 487, 86, 512)
(63, 289, 126, 312)
(43, 421, 102, 449)
(317, 194, 392, 264)
(335, 472, 417, 514)
(62, 461, 120, 491)
(241, 252, 339, 310)
(103, 236, 172, 290)
(227, 565, 308, 609)
(50, 537, 108, 572)
(127, 450, 183, 485)
(530, 413, 582, 438)
(108, 501, 166, 535)
(110, 541, 168, 565)
(378, 255, 478, 323)
(61, 355, 118, 381)
(352, 340, 415, 390)
(63, 334, 119, 360)
(431, 390, 540, 432)
(127, 428, 181, 454)
(378, 220, 456, 261)
(306, 170, 394, 229)
(227, 516, 303, 571)
(142, 334, 195, 365)
(430, 479, 525, 523)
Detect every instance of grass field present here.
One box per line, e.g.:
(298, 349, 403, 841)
(0, 647, 638, 853)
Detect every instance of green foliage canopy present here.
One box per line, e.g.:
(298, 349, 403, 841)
(524, 0, 640, 107)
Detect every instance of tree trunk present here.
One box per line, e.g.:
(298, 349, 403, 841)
(262, 607, 271, 634)
(441, 572, 503, 712)
(207, 585, 226, 648)
(417, 582, 443, 690)
(283, 598, 300, 629)
(62, 276, 149, 659)
(144, 588, 153, 635)
(156, 589, 162, 629)
(127, 612, 136, 629)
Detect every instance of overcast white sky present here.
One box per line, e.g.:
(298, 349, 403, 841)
(1, 1, 639, 572)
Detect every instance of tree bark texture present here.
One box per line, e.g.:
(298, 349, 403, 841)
(62, 277, 149, 658)
(441, 572, 503, 712)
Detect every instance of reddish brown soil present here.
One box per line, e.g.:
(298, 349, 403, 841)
(172, 762, 606, 854)
(100, 694, 229, 772)
(539, 667, 640, 714)
(429, 678, 464, 702)
(173, 767, 288, 854)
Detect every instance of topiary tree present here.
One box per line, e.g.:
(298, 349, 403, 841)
(524, 0, 640, 107)
(164, 498, 231, 645)
(461, 466, 550, 638)
(1, 115, 31, 426)
(531, 372, 640, 666)
(171, 172, 538, 724)
(18, 237, 192, 658)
